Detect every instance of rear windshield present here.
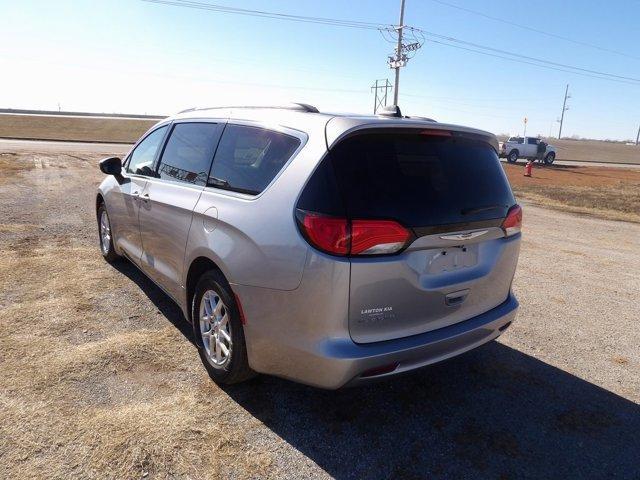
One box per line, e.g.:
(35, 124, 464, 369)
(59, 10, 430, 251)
(327, 132, 515, 228)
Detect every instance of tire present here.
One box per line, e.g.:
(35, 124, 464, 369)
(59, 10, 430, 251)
(192, 270, 255, 385)
(507, 150, 518, 163)
(544, 152, 556, 165)
(97, 203, 120, 263)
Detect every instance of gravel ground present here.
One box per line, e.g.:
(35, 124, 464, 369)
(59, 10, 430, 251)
(0, 142, 638, 479)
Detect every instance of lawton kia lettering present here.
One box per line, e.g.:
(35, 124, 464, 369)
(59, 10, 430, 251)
(96, 103, 521, 389)
(361, 307, 394, 315)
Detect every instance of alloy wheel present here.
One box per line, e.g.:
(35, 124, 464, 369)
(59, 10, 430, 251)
(199, 290, 233, 368)
(100, 210, 111, 255)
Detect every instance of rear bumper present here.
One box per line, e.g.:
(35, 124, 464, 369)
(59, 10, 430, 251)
(243, 291, 519, 389)
(340, 293, 518, 387)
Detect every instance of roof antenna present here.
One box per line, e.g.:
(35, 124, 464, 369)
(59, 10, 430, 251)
(377, 105, 403, 118)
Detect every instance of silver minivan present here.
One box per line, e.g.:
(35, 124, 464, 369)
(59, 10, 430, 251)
(96, 104, 521, 389)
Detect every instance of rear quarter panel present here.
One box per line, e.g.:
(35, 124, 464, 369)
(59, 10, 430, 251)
(183, 121, 328, 292)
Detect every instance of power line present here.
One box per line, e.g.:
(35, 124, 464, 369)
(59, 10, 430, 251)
(142, 0, 640, 85)
(424, 38, 640, 86)
(142, 0, 389, 29)
(421, 31, 640, 84)
(428, 0, 640, 61)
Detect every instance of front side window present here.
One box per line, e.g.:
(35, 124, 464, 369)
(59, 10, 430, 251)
(209, 125, 301, 195)
(126, 126, 168, 176)
(156, 123, 221, 186)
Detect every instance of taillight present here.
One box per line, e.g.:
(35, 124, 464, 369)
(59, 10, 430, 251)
(296, 210, 412, 256)
(351, 220, 411, 255)
(502, 204, 522, 236)
(299, 211, 349, 255)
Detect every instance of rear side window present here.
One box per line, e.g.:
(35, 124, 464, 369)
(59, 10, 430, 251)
(127, 125, 167, 176)
(527, 137, 539, 145)
(209, 125, 301, 195)
(156, 123, 221, 186)
(508, 136, 524, 144)
(301, 132, 515, 230)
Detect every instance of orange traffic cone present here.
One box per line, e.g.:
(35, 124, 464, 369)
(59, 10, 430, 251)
(524, 161, 533, 177)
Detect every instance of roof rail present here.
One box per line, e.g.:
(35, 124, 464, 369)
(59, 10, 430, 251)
(288, 103, 319, 113)
(377, 105, 403, 118)
(407, 116, 437, 122)
(176, 103, 319, 115)
(177, 107, 198, 114)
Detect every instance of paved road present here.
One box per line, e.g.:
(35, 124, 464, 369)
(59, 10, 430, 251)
(0, 138, 131, 156)
(500, 158, 640, 170)
(3, 139, 638, 170)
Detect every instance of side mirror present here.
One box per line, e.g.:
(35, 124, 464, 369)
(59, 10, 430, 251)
(99, 157, 122, 176)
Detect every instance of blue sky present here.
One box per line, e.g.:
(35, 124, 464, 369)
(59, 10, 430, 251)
(1, 0, 639, 140)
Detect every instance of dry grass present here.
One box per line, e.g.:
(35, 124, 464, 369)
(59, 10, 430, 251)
(0, 155, 275, 479)
(0, 114, 159, 144)
(550, 139, 639, 165)
(0, 153, 34, 181)
(503, 163, 640, 223)
(0, 233, 273, 480)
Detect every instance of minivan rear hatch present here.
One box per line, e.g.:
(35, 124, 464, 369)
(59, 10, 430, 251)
(297, 126, 521, 344)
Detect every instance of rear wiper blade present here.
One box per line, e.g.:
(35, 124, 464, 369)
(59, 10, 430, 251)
(209, 176, 230, 188)
(208, 176, 260, 196)
(461, 204, 506, 215)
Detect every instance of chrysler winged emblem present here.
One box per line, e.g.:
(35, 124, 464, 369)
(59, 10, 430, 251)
(439, 230, 488, 241)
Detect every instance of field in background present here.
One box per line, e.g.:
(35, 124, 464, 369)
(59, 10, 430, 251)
(497, 135, 640, 165)
(503, 162, 640, 223)
(0, 112, 639, 164)
(0, 112, 160, 144)
(550, 138, 639, 164)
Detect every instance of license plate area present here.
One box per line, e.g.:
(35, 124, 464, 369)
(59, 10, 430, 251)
(425, 245, 478, 274)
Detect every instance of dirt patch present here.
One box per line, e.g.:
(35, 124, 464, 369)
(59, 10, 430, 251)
(0, 154, 34, 182)
(503, 163, 640, 222)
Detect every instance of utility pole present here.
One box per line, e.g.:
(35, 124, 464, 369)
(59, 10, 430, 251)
(381, 0, 422, 107)
(392, 0, 406, 105)
(371, 79, 393, 114)
(636, 124, 639, 146)
(558, 84, 570, 139)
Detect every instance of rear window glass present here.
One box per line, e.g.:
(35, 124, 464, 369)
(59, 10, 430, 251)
(328, 133, 515, 228)
(209, 125, 301, 195)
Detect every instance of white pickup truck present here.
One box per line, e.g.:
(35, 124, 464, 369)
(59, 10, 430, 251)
(499, 136, 556, 164)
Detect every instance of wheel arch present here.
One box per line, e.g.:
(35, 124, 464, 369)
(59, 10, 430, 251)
(96, 193, 105, 219)
(185, 256, 227, 324)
